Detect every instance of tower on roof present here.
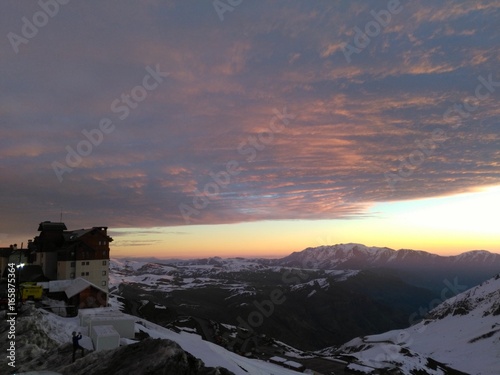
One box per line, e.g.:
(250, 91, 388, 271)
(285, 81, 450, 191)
(37, 221, 68, 231)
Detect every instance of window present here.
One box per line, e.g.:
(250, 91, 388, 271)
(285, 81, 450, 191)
(81, 261, 85, 266)
(86, 272, 89, 276)
(86, 261, 89, 265)
(101, 281, 107, 286)
(81, 272, 85, 276)
(102, 260, 107, 266)
(102, 271, 106, 276)
(70, 262, 75, 267)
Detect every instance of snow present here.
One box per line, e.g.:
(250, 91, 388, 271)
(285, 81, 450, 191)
(270, 356, 287, 363)
(35, 307, 303, 375)
(106, 256, 500, 374)
(402, 276, 500, 374)
(283, 360, 303, 369)
(307, 290, 316, 298)
(346, 363, 376, 373)
(64, 277, 106, 298)
(290, 278, 329, 292)
(338, 275, 500, 374)
(135, 318, 303, 374)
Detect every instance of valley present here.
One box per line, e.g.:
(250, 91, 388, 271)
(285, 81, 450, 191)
(105, 244, 500, 374)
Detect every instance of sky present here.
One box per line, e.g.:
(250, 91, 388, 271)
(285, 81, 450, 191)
(1, 1, 499, 258)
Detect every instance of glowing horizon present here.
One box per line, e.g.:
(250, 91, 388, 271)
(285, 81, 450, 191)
(107, 185, 500, 259)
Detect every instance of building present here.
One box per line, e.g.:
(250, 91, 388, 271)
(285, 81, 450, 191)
(91, 325, 120, 351)
(0, 244, 30, 277)
(269, 356, 306, 373)
(33, 221, 112, 291)
(0, 247, 13, 277)
(79, 307, 135, 339)
(65, 277, 109, 309)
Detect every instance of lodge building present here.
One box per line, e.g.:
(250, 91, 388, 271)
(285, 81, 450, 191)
(33, 221, 112, 291)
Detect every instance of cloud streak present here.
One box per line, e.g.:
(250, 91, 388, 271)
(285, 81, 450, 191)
(0, 1, 499, 239)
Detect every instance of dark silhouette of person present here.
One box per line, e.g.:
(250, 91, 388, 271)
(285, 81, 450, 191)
(72, 331, 84, 362)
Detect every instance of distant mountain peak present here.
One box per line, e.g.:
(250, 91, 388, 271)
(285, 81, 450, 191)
(279, 243, 500, 272)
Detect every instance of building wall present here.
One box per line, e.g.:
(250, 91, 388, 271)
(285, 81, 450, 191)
(39, 252, 58, 280)
(0, 258, 8, 277)
(57, 260, 75, 280)
(57, 259, 109, 291)
(75, 259, 109, 291)
(71, 286, 108, 309)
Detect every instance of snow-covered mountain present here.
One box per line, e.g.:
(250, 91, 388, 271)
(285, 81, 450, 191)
(111, 244, 500, 278)
(327, 274, 500, 374)
(278, 243, 500, 291)
(278, 243, 500, 269)
(108, 244, 500, 352)
(4, 248, 498, 374)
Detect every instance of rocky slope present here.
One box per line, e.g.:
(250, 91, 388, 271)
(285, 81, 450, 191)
(0, 306, 234, 375)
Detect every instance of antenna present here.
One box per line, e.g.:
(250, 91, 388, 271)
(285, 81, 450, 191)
(60, 208, 63, 222)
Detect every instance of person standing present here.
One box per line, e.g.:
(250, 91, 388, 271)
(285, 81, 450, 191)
(72, 331, 84, 362)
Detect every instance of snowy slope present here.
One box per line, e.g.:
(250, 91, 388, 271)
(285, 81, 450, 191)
(109, 258, 357, 295)
(134, 317, 303, 375)
(30, 306, 303, 375)
(335, 274, 500, 374)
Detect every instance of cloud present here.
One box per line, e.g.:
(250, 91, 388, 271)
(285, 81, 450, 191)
(1, 1, 499, 239)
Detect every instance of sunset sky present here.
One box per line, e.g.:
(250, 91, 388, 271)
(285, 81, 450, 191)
(1, 1, 499, 258)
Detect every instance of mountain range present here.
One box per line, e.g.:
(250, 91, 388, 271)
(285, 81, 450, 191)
(278, 243, 500, 268)
(2, 243, 498, 374)
(160, 243, 500, 292)
(107, 244, 500, 351)
(275, 243, 500, 291)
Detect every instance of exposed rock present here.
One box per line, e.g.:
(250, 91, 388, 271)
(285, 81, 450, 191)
(1, 307, 234, 375)
(16, 338, 235, 375)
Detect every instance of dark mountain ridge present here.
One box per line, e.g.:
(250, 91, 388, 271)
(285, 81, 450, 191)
(275, 243, 500, 291)
(110, 244, 499, 351)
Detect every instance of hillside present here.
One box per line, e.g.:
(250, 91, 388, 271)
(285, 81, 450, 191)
(329, 274, 500, 374)
(108, 244, 500, 350)
(277, 243, 500, 290)
(110, 258, 438, 350)
(0, 305, 302, 375)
